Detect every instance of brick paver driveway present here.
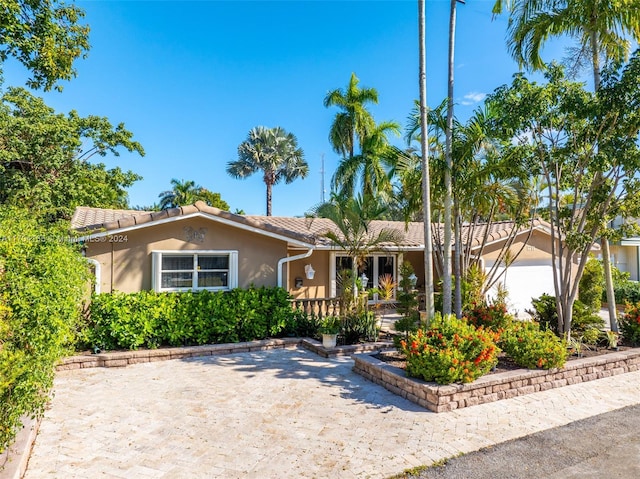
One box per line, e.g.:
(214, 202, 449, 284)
(24, 348, 640, 478)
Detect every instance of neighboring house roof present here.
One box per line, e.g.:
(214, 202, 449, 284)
(72, 203, 556, 252)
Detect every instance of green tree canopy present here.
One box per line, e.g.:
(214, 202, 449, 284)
(488, 56, 640, 334)
(226, 126, 307, 216)
(308, 193, 404, 298)
(158, 178, 231, 211)
(0, 87, 144, 220)
(0, 0, 90, 91)
(324, 72, 378, 160)
(493, 0, 640, 87)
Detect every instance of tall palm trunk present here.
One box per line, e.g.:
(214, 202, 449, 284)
(419, 0, 435, 319)
(266, 181, 273, 216)
(442, 0, 457, 315)
(588, 29, 618, 332)
(454, 203, 463, 317)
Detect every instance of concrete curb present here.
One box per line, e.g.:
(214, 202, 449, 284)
(0, 416, 40, 479)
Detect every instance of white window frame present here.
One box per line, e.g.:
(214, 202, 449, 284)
(152, 250, 238, 292)
(329, 252, 397, 300)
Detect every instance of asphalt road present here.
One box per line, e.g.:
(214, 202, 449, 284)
(399, 404, 640, 479)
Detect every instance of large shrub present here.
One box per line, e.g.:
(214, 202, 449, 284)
(499, 321, 568, 369)
(400, 315, 499, 385)
(578, 257, 604, 312)
(605, 266, 640, 304)
(528, 293, 559, 333)
(528, 294, 603, 334)
(0, 210, 88, 453)
(85, 287, 297, 350)
(619, 302, 640, 346)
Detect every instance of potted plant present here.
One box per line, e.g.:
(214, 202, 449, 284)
(320, 315, 341, 348)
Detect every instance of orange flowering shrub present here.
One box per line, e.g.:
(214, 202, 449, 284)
(400, 314, 499, 384)
(465, 301, 512, 333)
(499, 321, 567, 369)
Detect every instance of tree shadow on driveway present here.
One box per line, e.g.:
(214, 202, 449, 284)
(182, 347, 428, 414)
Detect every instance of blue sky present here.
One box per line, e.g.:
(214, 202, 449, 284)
(4, 0, 566, 216)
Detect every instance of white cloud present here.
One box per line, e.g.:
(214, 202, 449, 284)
(460, 91, 487, 106)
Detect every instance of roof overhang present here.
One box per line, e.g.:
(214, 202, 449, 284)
(76, 211, 316, 249)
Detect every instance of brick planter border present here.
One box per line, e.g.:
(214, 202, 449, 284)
(56, 338, 394, 371)
(352, 348, 640, 412)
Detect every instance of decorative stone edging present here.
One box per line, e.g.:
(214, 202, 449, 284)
(56, 338, 395, 371)
(352, 349, 640, 412)
(0, 415, 40, 479)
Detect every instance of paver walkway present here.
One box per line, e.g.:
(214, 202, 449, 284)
(24, 348, 640, 479)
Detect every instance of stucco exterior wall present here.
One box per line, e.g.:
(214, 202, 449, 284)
(289, 250, 331, 299)
(480, 230, 554, 264)
(84, 217, 288, 293)
(610, 244, 639, 281)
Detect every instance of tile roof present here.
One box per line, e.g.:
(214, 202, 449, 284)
(71, 202, 317, 245)
(71, 203, 552, 250)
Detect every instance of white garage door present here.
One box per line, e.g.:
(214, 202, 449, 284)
(486, 263, 555, 318)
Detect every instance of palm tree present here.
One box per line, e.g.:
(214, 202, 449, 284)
(493, 0, 640, 89)
(158, 179, 231, 211)
(418, 0, 435, 318)
(309, 193, 404, 299)
(331, 120, 400, 199)
(324, 73, 378, 160)
(227, 126, 308, 216)
(441, 0, 464, 316)
(405, 101, 533, 315)
(158, 179, 200, 209)
(493, 0, 640, 331)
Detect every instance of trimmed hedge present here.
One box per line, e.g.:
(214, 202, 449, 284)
(84, 287, 305, 351)
(1, 210, 89, 454)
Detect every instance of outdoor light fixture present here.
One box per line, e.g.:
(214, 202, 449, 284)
(360, 273, 369, 289)
(409, 273, 417, 286)
(304, 264, 315, 280)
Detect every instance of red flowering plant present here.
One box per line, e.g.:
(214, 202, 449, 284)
(464, 300, 512, 335)
(400, 314, 499, 385)
(620, 302, 640, 346)
(499, 321, 567, 369)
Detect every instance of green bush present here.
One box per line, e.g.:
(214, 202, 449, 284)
(283, 309, 320, 338)
(499, 321, 568, 369)
(613, 281, 640, 304)
(571, 300, 605, 333)
(528, 294, 603, 334)
(0, 209, 89, 454)
(580, 327, 601, 346)
(342, 310, 377, 344)
(400, 314, 499, 384)
(579, 257, 604, 312)
(620, 302, 640, 346)
(607, 266, 640, 304)
(528, 294, 559, 334)
(85, 286, 296, 351)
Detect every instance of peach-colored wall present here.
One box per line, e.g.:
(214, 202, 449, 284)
(85, 217, 288, 293)
(288, 250, 331, 299)
(402, 251, 430, 287)
(480, 230, 554, 262)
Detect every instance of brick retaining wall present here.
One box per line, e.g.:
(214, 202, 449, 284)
(57, 338, 393, 370)
(352, 349, 640, 412)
